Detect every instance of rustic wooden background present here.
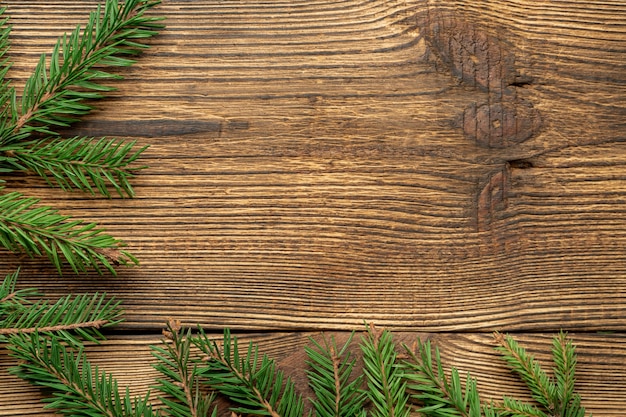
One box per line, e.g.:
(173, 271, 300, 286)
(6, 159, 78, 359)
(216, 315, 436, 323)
(0, 0, 625, 415)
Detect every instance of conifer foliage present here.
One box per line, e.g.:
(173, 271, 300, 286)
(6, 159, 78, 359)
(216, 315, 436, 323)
(0, 0, 163, 274)
(1, 269, 591, 417)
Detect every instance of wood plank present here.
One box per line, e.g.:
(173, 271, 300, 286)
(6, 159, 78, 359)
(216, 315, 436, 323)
(0, 332, 624, 416)
(0, 0, 624, 335)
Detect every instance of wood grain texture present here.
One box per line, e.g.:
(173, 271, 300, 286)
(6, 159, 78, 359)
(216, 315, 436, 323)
(0, 0, 624, 332)
(0, 0, 624, 413)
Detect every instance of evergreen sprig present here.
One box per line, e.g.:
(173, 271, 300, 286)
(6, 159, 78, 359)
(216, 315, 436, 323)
(193, 327, 306, 417)
(4, 136, 148, 197)
(0, 270, 157, 417)
(7, 332, 155, 417)
(152, 320, 218, 417)
(6, 0, 163, 139)
(305, 332, 367, 417)
(360, 323, 411, 417)
(494, 332, 588, 417)
(0, 188, 138, 274)
(0, 1, 164, 274)
(0, 270, 122, 346)
(402, 338, 495, 417)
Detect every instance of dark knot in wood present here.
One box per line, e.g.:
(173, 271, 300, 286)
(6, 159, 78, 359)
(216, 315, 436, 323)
(421, 11, 516, 95)
(462, 100, 542, 148)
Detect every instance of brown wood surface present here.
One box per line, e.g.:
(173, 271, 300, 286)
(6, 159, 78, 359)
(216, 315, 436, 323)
(0, 0, 625, 415)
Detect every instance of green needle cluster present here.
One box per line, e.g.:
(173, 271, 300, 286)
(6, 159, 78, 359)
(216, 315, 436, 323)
(0, 0, 164, 274)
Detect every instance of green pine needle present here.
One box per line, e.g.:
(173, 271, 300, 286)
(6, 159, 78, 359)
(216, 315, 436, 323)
(0, 270, 152, 416)
(360, 323, 411, 417)
(0, 268, 39, 309)
(11, 0, 164, 138)
(494, 332, 589, 417)
(498, 397, 549, 417)
(194, 327, 305, 417)
(0, 291, 123, 346)
(552, 331, 577, 411)
(305, 331, 367, 417)
(0, 7, 15, 134)
(0, 301, 594, 417)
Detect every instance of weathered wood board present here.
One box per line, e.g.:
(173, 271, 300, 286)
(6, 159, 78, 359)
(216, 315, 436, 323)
(0, 0, 624, 415)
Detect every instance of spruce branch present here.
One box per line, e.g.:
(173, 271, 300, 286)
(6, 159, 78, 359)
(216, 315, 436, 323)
(0, 270, 146, 416)
(494, 332, 589, 417)
(152, 320, 218, 417)
(2, 311, 595, 417)
(360, 323, 411, 417)
(0, 1, 164, 274)
(401, 338, 493, 417)
(305, 332, 367, 417)
(552, 332, 577, 412)
(494, 333, 558, 413)
(0, 270, 123, 347)
(7, 331, 156, 417)
(3, 136, 148, 197)
(0, 7, 16, 140)
(9, 0, 164, 139)
(0, 291, 123, 345)
(193, 327, 305, 417)
(0, 268, 38, 308)
(497, 397, 548, 417)
(0, 188, 138, 275)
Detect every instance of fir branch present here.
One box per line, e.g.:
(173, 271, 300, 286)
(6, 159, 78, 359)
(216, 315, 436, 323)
(497, 397, 548, 417)
(152, 320, 217, 417)
(0, 188, 138, 274)
(194, 327, 305, 417)
(7, 0, 164, 139)
(360, 323, 411, 417)
(0, 291, 123, 345)
(7, 331, 156, 417)
(552, 331, 577, 412)
(401, 338, 490, 417)
(494, 333, 558, 413)
(0, 1, 163, 274)
(3, 136, 148, 197)
(493, 333, 589, 417)
(305, 332, 367, 417)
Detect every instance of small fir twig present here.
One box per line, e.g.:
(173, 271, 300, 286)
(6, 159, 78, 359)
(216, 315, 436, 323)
(360, 323, 411, 417)
(0, 189, 138, 274)
(193, 327, 305, 417)
(494, 332, 588, 417)
(7, 332, 156, 417)
(0, 270, 159, 417)
(0, 270, 122, 346)
(152, 320, 218, 417)
(401, 337, 493, 417)
(305, 331, 367, 417)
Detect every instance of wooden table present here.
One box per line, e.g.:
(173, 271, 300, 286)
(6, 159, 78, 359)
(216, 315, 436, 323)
(1, 1, 625, 415)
